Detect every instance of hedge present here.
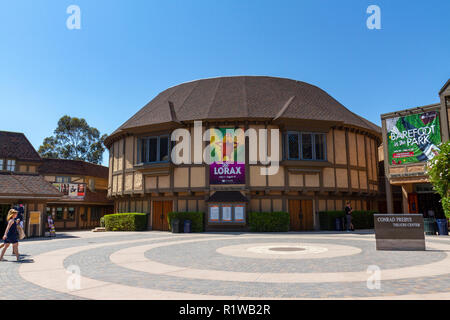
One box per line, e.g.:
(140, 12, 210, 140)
(248, 212, 290, 232)
(104, 213, 148, 231)
(319, 210, 377, 230)
(167, 212, 204, 232)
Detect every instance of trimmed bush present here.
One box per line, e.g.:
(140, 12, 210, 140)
(100, 216, 105, 228)
(167, 212, 204, 232)
(248, 212, 290, 232)
(319, 210, 377, 230)
(104, 213, 147, 231)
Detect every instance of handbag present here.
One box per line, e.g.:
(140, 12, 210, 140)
(17, 226, 26, 240)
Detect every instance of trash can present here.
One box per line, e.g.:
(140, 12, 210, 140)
(335, 217, 342, 231)
(424, 218, 436, 235)
(436, 219, 449, 236)
(184, 220, 192, 233)
(171, 219, 181, 233)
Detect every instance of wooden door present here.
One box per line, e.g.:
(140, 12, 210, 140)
(152, 201, 172, 231)
(289, 200, 301, 231)
(408, 193, 419, 213)
(289, 200, 314, 231)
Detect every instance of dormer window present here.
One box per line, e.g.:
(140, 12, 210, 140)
(6, 159, 15, 172)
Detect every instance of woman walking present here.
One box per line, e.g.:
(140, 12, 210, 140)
(0, 209, 20, 261)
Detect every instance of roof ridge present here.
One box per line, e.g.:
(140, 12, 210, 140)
(242, 77, 249, 118)
(206, 78, 222, 118)
(173, 80, 201, 117)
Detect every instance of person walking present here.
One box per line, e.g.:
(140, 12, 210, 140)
(0, 209, 20, 261)
(345, 201, 354, 232)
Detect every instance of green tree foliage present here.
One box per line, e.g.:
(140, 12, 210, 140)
(38, 115, 107, 164)
(426, 141, 450, 218)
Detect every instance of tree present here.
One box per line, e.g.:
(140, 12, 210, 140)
(426, 140, 450, 218)
(38, 115, 107, 164)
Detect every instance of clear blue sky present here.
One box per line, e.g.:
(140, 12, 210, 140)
(1, 0, 449, 165)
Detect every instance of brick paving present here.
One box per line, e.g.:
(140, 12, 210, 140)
(1, 231, 449, 299)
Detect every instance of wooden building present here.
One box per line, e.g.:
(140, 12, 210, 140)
(105, 76, 382, 231)
(0, 131, 62, 237)
(39, 159, 114, 230)
(381, 79, 450, 217)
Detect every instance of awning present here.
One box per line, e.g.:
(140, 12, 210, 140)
(206, 191, 249, 203)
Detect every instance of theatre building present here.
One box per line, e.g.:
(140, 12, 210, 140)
(381, 79, 450, 217)
(105, 76, 382, 231)
(39, 159, 114, 230)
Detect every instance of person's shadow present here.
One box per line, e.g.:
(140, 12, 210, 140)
(7, 254, 35, 263)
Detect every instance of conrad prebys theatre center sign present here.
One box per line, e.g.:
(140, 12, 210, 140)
(374, 214, 425, 251)
(386, 111, 441, 165)
(209, 128, 245, 184)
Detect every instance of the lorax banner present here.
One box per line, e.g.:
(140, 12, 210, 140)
(209, 128, 245, 184)
(386, 111, 441, 165)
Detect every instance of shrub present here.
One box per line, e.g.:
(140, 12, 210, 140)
(100, 216, 105, 228)
(319, 210, 377, 230)
(104, 213, 147, 231)
(167, 212, 204, 232)
(426, 141, 450, 218)
(248, 212, 290, 232)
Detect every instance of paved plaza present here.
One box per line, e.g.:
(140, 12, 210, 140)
(1, 230, 450, 300)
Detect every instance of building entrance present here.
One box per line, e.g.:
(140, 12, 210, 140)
(152, 201, 172, 231)
(288, 200, 314, 231)
(0, 205, 10, 236)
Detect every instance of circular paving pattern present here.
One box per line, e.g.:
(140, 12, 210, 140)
(11, 231, 450, 299)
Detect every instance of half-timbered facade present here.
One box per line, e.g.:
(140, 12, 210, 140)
(105, 76, 382, 231)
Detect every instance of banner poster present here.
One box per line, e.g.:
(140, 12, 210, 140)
(209, 128, 245, 184)
(53, 183, 86, 199)
(386, 111, 441, 165)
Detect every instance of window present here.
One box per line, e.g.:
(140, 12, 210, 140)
(91, 207, 101, 221)
(56, 176, 71, 183)
(67, 207, 75, 221)
(56, 207, 64, 220)
(288, 133, 300, 160)
(139, 135, 170, 164)
(314, 133, 326, 160)
(0, 159, 3, 170)
(285, 132, 326, 161)
(6, 159, 15, 172)
(301, 134, 313, 160)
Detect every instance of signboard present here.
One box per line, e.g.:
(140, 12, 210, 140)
(209, 128, 245, 184)
(53, 183, 86, 199)
(234, 205, 245, 222)
(29, 211, 41, 225)
(222, 206, 232, 221)
(386, 111, 441, 165)
(209, 206, 219, 222)
(374, 214, 425, 250)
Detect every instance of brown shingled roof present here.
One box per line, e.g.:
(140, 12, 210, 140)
(0, 173, 62, 199)
(0, 131, 42, 162)
(38, 159, 109, 179)
(109, 76, 381, 141)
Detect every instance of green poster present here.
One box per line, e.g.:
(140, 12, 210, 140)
(386, 111, 441, 165)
